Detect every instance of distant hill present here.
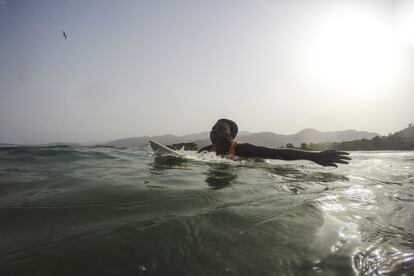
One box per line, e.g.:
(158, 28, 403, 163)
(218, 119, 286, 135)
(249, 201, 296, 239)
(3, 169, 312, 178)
(101, 128, 379, 149)
(304, 123, 414, 151)
(238, 129, 378, 148)
(101, 133, 206, 148)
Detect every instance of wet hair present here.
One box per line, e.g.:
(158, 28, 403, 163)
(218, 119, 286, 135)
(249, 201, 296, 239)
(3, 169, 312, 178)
(216, 118, 238, 139)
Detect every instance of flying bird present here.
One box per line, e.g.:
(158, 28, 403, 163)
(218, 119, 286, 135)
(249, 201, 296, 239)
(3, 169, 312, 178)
(62, 31, 67, 40)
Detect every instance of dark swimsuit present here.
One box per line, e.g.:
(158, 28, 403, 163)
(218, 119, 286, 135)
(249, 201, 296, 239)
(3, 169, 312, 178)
(198, 141, 283, 159)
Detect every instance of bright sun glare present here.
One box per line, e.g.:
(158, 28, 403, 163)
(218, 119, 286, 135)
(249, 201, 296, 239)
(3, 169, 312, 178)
(394, 0, 414, 47)
(304, 5, 403, 93)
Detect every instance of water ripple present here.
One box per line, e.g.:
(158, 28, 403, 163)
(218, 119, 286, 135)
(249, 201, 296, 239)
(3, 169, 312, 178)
(1, 148, 414, 275)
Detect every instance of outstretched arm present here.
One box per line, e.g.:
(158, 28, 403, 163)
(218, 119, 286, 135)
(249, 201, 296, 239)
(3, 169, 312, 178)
(235, 143, 350, 167)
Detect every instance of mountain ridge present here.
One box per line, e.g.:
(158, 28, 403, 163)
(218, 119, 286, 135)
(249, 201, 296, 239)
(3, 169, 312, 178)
(304, 123, 414, 151)
(101, 129, 379, 148)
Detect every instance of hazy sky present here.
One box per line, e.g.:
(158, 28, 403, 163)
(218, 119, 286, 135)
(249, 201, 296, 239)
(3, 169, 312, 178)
(1, 0, 413, 144)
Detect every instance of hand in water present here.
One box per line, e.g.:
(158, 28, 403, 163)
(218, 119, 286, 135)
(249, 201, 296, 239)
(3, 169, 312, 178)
(315, 150, 351, 167)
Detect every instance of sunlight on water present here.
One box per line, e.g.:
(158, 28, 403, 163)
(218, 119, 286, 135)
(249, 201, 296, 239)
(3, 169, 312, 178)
(0, 147, 413, 275)
(317, 195, 347, 212)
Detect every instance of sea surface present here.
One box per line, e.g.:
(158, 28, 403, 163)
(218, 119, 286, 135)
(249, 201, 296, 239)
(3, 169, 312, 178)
(0, 145, 413, 276)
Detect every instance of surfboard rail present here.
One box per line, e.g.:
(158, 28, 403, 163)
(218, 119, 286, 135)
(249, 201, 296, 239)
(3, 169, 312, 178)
(149, 139, 183, 157)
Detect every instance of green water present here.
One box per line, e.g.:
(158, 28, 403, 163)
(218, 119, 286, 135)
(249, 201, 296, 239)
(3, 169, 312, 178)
(0, 146, 413, 275)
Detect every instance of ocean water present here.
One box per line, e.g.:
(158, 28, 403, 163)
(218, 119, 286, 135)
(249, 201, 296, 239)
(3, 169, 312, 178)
(0, 145, 413, 276)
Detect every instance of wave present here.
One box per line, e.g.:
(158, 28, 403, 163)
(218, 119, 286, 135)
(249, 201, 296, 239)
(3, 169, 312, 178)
(0, 145, 123, 163)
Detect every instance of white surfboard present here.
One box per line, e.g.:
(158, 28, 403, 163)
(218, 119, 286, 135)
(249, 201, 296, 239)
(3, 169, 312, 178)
(149, 139, 270, 167)
(149, 139, 184, 157)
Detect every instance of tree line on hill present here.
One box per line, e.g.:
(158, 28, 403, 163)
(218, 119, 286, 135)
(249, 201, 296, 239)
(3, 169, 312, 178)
(287, 123, 414, 151)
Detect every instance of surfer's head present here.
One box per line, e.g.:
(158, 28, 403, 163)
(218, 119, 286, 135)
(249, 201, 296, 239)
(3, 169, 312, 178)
(210, 118, 238, 145)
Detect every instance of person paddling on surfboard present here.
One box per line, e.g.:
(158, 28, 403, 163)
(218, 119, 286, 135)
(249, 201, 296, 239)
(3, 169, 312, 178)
(198, 118, 351, 167)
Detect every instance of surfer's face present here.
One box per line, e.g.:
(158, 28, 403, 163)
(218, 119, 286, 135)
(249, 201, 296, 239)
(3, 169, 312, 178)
(210, 121, 232, 145)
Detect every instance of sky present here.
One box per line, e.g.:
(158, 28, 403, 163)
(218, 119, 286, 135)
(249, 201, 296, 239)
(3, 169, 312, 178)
(0, 0, 413, 144)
